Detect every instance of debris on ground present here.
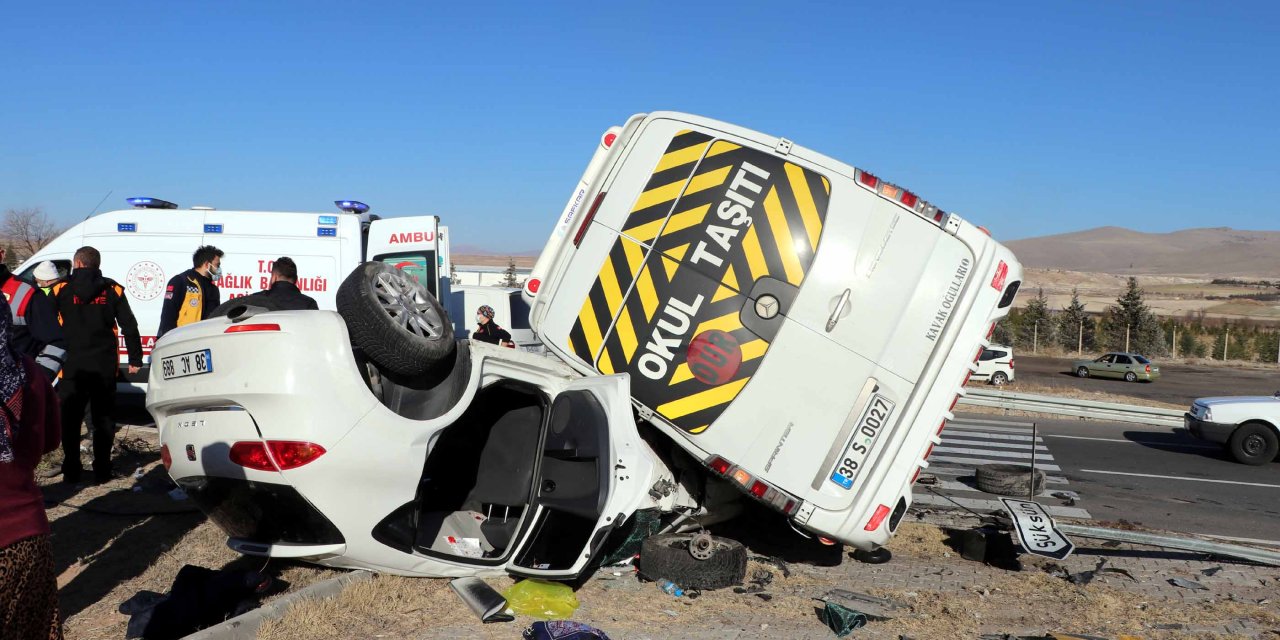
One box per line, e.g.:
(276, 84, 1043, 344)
(119, 564, 279, 639)
(448, 577, 513, 623)
(522, 620, 611, 640)
(816, 600, 868, 637)
(1168, 577, 1209, 591)
(818, 589, 908, 621)
(503, 580, 580, 619)
(946, 527, 1022, 571)
(1200, 566, 1222, 577)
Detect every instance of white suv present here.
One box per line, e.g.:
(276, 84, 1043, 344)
(972, 345, 1015, 385)
(524, 112, 1023, 550)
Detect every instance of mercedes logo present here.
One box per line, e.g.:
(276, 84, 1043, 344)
(755, 295, 780, 319)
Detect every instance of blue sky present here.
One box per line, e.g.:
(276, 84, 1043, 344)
(2, 1, 1277, 252)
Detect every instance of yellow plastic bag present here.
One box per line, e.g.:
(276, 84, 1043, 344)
(502, 579, 580, 619)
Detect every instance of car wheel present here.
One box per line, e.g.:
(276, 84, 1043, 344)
(337, 262, 455, 377)
(991, 371, 1009, 386)
(639, 533, 747, 590)
(1124, 371, 1138, 383)
(1228, 422, 1280, 466)
(1076, 367, 1090, 378)
(975, 463, 1046, 496)
(851, 547, 892, 564)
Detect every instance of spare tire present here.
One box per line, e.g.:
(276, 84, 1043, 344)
(337, 262, 455, 376)
(975, 463, 1046, 497)
(639, 533, 747, 590)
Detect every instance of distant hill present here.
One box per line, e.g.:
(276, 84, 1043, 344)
(1006, 227, 1280, 277)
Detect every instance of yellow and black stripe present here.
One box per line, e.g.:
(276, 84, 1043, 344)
(570, 130, 831, 434)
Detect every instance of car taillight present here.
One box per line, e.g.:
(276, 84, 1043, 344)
(573, 191, 607, 247)
(225, 324, 281, 333)
(1009, 359, 1015, 370)
(1145, 365, 1151, 373)
(229, 440, 326, 472)
(704, 455, 799, 515)
(708, 456, 732, 475)
(857, 170, 879, 189)
(526, 278, 541, 294)
(160, 443, 172, 470)
(230, 441, 276, 471)
(749, 481, 769, 498)
(602, 132, 617, 148)
(864, 504, 891, 531)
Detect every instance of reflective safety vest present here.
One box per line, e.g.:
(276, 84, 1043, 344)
(176, 274, 207, 328)
(2, 277, 36, 328)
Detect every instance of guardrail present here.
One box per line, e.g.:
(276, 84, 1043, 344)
(958, 389, 1185, 427)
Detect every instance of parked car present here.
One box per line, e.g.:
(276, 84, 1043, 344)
(1072, 352, 1160, 382)
(972, 345, 1015, 385)
(1185, 396, 1280, 465)
(523, 111, 1023, 552)
(148, 263, 741, 579)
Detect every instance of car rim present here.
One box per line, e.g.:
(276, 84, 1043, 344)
(993, 374, 1007, 385)
(1078, 368, 1088, 377)
(373, 271, 444, 339)
(1244, 434, 1265, 456)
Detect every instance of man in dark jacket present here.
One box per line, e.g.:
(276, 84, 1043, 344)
(158, 245, 222, 338)
(234, 257, 318, 311)
(51, 246, 144, 484)
(0, 248, 66, 379)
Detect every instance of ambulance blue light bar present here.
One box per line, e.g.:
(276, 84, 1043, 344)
(334, 200, 369, 214)
(317, 215, 339, 225)
(126, 197, 178, 209)
(204, 224, 223, 233)
(317, 227, 337, 237)
(118, 223, 138, 232)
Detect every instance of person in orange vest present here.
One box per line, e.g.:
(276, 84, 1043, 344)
(0, 248, 66, 379)
(50, 246, 143, 484)
(157, 245, 223, 338)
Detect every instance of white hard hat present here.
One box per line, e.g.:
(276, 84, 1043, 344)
(33, 261, 59, 281)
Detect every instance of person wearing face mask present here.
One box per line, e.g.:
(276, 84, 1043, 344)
(158, 245, 223, 338)
(231, 257, 318, 311)
(49, 246, 142, 484)
(471, 305, 513, 347)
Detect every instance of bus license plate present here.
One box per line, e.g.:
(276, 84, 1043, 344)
(161, 349, 214, 380)
(829, 394, 896, 490)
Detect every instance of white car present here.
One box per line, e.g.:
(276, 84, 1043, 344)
(972, 345, 1015, 385)
(148, 264, 734, 579)
(523, 112, 1023, 551)
(1186, 396, 1280, 465)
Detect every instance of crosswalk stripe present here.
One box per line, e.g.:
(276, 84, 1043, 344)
(940, 431, 1040, 443)
(934, 446, 1055, 461)
(948, 418, 1036, 428)
(928, 455, 1061, 471)
(922, 464, 1069, 484)
(911, 492, 1090, 519)
(941, 438, 1049, 452)
(945, 423, 1040, 435)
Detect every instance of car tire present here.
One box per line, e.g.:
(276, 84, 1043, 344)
(1228, 422, 1280, 466)
(639, 533, 747, 590)
(991, 372, 1009, 386)
(1124, 371, 1138, 383)
(975, 463, 1046, 497)
(337, 262, 455, 377)
(851, 547, 892, 564)
(208, 296, 288, 319)
(1076, 367, 1089, 378)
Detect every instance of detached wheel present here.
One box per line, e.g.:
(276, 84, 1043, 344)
(639, 533, 747, 590)
(1076, 367, 1090, 378)
(1228, 422, 1279, 466)
(975, 463, 1046, 497)
(991, 371, 1009, 386)
(1124, 371, 1138, 383)
(337, 262, 455, 376)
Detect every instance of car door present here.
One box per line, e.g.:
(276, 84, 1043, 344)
(505, 374, 657, 579)
(1114, 354, 1132, 377)
(1094, 354, 1113, 378)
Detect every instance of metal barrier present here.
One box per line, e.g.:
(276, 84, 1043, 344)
(958, 389, 1184, 427)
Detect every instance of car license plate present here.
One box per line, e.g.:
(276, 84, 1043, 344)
(828, 394, 896, 490)
(161, 349, 213, 380)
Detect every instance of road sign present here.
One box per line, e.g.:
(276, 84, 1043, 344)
(999, 497, 1075, 560)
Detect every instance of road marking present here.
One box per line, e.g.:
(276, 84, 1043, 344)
(946, 423, 1039, 435)
(911, 492, 1091, 519)
(942, 430, 1040, 443)
(1042, 434, 1220, 450)
(942, 437, 1049, 452)
(949, 418, 1036, 429)
(935, 446, 1054, 461)
(929, 455, 1061, 471)
(1078, 469, 1280, 489)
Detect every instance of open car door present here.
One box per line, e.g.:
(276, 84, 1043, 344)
(505, 374, 658, 579)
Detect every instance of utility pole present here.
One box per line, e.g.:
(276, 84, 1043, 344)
(1125, 325, 1131, 353)
(1172, 325, 1178, 359)
(1033, 320, 1039, 355)
(1077, 321, 1083, 356)
(1223, 328, 1230, 361)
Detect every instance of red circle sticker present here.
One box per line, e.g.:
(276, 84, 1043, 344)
(686, 330, 742, 386)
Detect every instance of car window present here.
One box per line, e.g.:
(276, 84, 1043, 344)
(1133, 355, 1150, 364)
(1096, 355, 1112, 363)
(509, 292, 531, 330)
(979, 349, 998, 361)
(1115, 355, 1132, 365)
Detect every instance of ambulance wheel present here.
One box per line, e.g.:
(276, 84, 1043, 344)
(209, 296, 286, 318)
(337, 262, 455, 376)
(639, 533, 747, 590)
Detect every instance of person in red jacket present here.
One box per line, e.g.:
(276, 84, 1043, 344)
(0, 302, 64, 639)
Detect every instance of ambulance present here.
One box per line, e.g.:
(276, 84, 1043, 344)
(524, 112, 1023, 550)
(17, 198, 448, 391)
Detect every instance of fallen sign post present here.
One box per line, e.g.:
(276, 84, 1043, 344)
(1000, 497, 1075, 560)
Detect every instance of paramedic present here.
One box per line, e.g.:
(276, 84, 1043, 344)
(234, 257, 318, 311)
(51, 246, 143, 484)
(33, 261, 63, 295)
(472, 305, 514, 347)
(0, 249, 67, 379)
(158, 245, 223, 338)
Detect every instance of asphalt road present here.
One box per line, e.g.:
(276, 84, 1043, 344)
(955, 412, 1280, 544)
(1012, 355, 1280, 406)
